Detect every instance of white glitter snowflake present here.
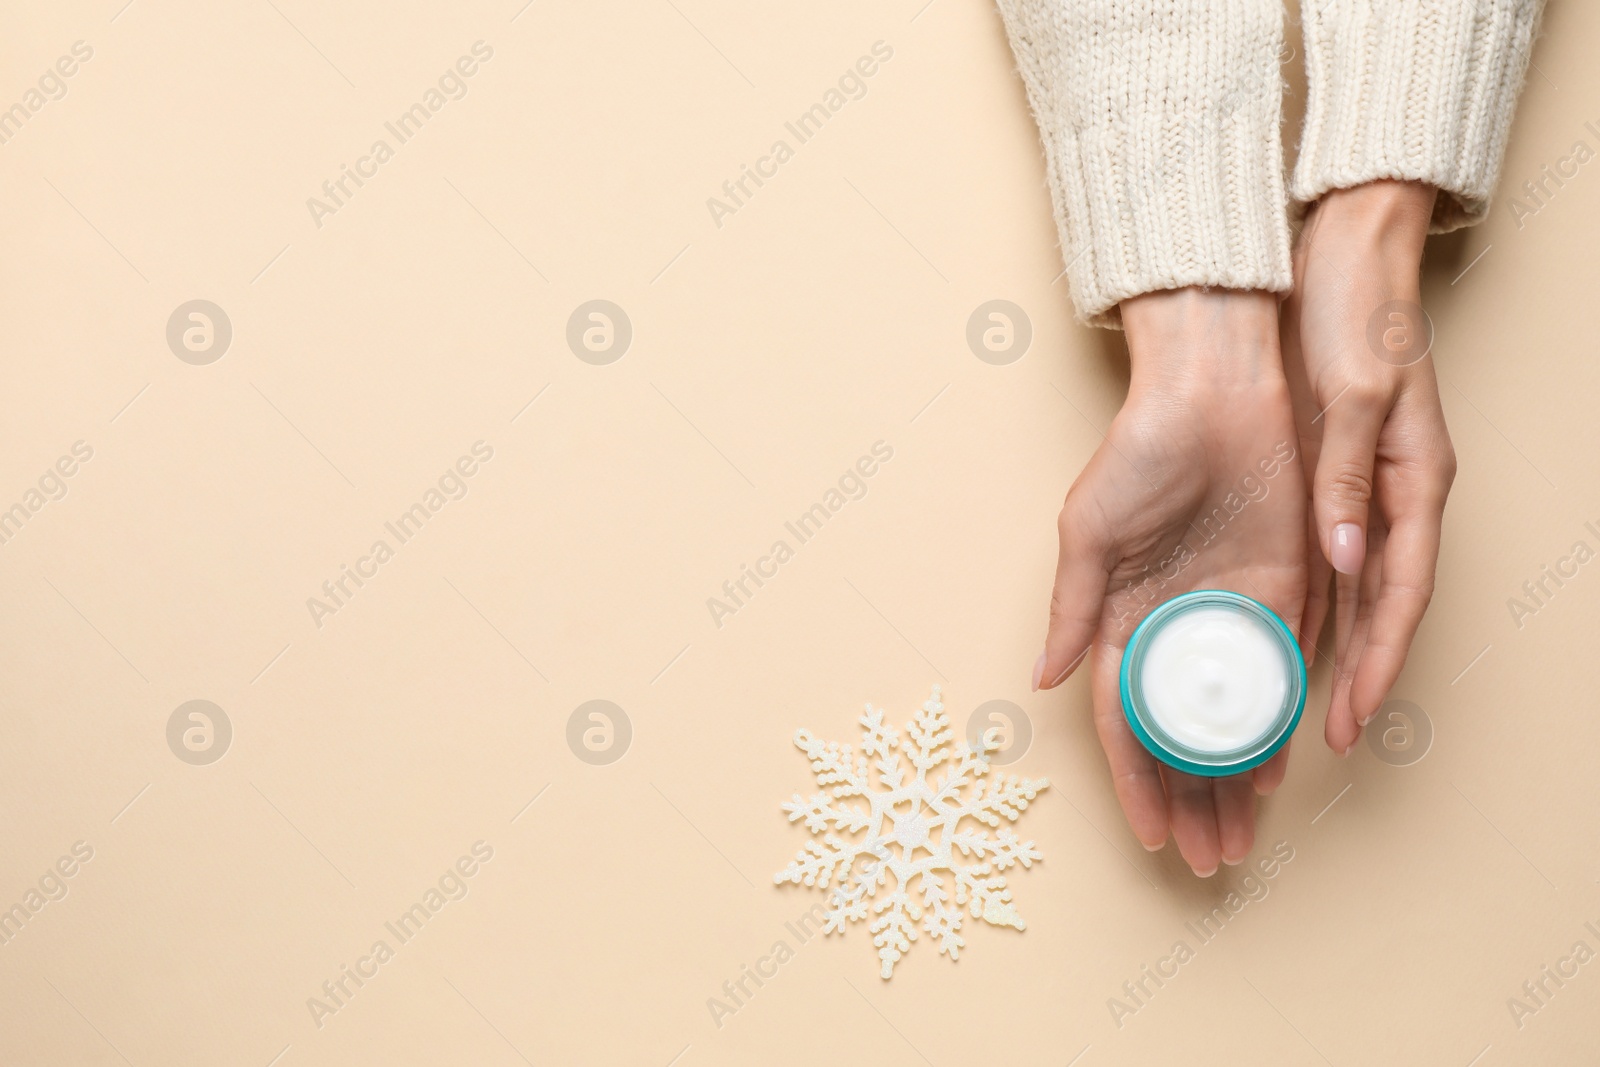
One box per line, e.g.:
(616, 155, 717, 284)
(773, 684, 1049, 978)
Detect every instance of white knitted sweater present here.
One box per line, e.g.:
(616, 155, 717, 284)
(998, 1, 1546, 327)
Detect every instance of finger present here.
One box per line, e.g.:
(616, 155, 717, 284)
(1090, 639, 1168, 850)
(1326, 521, 1386, 754)
(1036, 501, 1112, 690)
(1324, 566, 1361, 752)
(1252, 742, 1290, 796)
(1313, 394, 1385, 575)
(1159, 766, 1222, 877)
(1214, 775, 1257, 865)
(1300, 508, 1334, 666)
(1349, 499, 1445, 726)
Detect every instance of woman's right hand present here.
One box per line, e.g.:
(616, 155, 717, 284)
(1036, 288, 1309, 876)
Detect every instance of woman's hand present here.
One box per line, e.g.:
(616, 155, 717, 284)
(1035, 289, 1308, 876)
(1281, 181, 1457, 755)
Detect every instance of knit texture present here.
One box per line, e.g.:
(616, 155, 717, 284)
(1293, 0, 1546, 231)
(997, 0, 1295, 327)
(1000, 0, 1545, 326)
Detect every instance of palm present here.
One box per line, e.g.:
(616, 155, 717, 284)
(1094, 393, 1308, 637)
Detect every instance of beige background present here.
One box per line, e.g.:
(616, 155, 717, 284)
(1, 0, 1597, 1063)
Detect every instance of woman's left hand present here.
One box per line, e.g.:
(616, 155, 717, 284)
(1282, 181, 1458, 755)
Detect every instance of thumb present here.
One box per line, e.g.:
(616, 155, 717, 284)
(1313, 396, 1384, 576)
(1035, 504, 1111, 691)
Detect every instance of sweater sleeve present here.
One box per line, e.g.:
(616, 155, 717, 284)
(996, 0, 1294, 328)
(1292, 0, 1547, 232)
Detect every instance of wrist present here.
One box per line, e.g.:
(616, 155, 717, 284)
(1120, 288, 1285, 398)
(1307, 180, 1435, 259)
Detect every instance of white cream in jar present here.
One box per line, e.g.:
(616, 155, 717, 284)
(1120, 591, 1306, 775)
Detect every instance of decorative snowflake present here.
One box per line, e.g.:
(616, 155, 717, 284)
(773, 684, 1049, 978)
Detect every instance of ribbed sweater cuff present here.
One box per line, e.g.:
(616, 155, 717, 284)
(1292, 0, 1545, 232)
(999, 0, 1295, 328)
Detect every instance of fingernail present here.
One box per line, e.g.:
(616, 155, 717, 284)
(1343, 742, 1356, 757)
(1142, 838, 1165, 852)
(1331, 522, 1365, 575)
(1031, 651, 1047, 692)
(1222, 855, 1244, 866)
(1193, 865, 1218, 878)
(1357, 710, 1376, 727)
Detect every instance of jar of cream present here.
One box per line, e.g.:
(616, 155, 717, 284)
(1119, 590, 1306, 776)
